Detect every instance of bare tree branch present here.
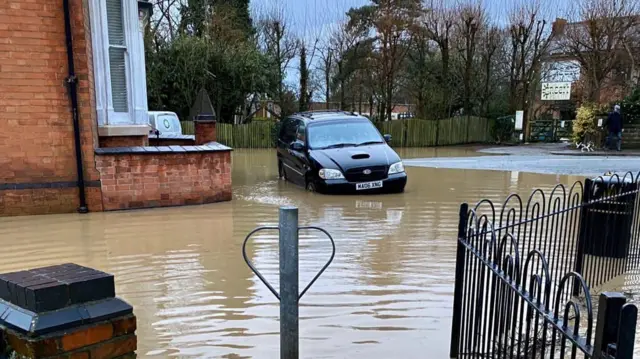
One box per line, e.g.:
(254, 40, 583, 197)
(560, 0, 640, 101)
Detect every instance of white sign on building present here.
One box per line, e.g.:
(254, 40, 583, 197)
(541, 82, 572, 101)
(542, 60, 581, 83)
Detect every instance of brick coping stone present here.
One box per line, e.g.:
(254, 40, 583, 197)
(0, 264, 133, 337)
(94, 142, 232, 155)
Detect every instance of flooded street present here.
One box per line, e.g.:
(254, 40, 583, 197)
(0, 149, 585, 358)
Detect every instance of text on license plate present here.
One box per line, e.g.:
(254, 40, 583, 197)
(356, 181, 383, 190)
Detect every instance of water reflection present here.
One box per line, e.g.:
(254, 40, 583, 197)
(0, 149, 586, 358)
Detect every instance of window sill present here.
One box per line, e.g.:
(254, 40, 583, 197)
(98, 125, 150, 137)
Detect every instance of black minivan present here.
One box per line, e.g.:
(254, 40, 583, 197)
(276, 111, 407, 194)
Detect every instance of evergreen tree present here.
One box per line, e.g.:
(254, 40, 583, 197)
(179, 0, 254, 38)
(219, 0, 253, 36)
(179, 0, 207, 36)
(299, 43, 309, 111)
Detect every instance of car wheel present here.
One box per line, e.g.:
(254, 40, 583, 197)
(306, 181, 317, 192)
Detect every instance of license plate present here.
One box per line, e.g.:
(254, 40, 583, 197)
(356, 200, 383, 209)
(356, 181, 383, 190)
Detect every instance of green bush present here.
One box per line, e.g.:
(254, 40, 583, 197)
(572, 102, 607, 143)
(620, 87, 640, 124)
(271, 120, 282, 148)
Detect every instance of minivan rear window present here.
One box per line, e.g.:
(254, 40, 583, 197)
(308, 120, 383, 149)
(280, 118, 298, 144)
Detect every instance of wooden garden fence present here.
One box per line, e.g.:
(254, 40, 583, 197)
(180, 116, 493, 148)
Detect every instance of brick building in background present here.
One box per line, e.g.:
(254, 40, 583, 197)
(536, 17, 640, 118)
(0, 0, 232, 217)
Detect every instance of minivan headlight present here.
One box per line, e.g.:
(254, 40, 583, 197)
(319, 168, 345, 180)
(388, 162, 405, 174)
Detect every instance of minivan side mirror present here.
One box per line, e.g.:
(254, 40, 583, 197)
(384, 134, 392, 143)
(290, 141, 305, 152)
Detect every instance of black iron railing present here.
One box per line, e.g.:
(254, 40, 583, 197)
(473, 172, 640, 300)
(450, 172, 640, 359)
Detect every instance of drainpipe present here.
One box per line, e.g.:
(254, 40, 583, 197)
(63, 0, 88, 213)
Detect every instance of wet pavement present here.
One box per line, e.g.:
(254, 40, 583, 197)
(407, 144, 640, 177)
(479, 142, 640, 157)
(0, 148, 618, 358)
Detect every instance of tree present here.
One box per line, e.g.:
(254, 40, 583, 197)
(178, 0, 208, 36)
(299, 42, 310, 111)
(145, 0, 271, 123)
(150, 0, 181, 40)
(404, 21, 438, 119)
(561, 0, 639, 102)
(177, 0, 254, 38)
(298, 37, 321, 112)
(478, 26, 505, 117)
(423, 0, 456, 118)
(317, 41, 334, 104)
(455, 3, 485, 117)
(507, 2, 553, 140)
(221, 0, 253, 36)
(347, 0, 422, 121)
(258, 11, 298, 119)
(329, 21, 362, 111)
(146, 0, 585, 137)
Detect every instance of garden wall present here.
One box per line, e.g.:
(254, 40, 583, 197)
(622, 124, 640, 148)
(94, 146, 232, 211)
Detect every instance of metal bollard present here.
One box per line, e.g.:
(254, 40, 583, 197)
(242, 206, 335, 359)
(279, 207, 299, 359)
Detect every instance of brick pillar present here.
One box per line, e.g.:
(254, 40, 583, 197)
(0, 263, 136, 358)
(195, 120, 217, 145)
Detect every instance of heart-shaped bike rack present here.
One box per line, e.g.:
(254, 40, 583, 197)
(241, 226, 336, 301)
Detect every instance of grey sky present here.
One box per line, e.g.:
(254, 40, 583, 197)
(250, 0, 572, 31)
(250, 0, 572, 89)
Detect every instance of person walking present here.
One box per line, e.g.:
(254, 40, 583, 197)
(606, 105, 623, 151)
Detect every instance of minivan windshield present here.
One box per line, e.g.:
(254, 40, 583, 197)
(308, 120, 384, 150)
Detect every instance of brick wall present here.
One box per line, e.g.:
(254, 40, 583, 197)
(0, 263, 137, 358)
(619, 125, 640, 149)
(5, 315, 137, 358)
(149, 138, 195, 146)
(95, 148, 232, 211)
(0, 188, 78, 217)
(0, 0, 103, 216)
(101, 136, 149, 148)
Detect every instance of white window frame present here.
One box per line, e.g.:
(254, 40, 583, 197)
(89, 0, 149, 127)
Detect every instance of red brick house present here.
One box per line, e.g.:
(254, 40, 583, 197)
(0, 0, 232, 217)
(536, 17, 639, 115)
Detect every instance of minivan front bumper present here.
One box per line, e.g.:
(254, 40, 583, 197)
(315, 172, 407, 194)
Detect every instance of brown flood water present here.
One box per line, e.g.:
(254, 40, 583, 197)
(0, 148, 587, 358)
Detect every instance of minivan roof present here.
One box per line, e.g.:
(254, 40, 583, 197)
(148, 111, 178, 116)
(292, 110, 367, 122)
